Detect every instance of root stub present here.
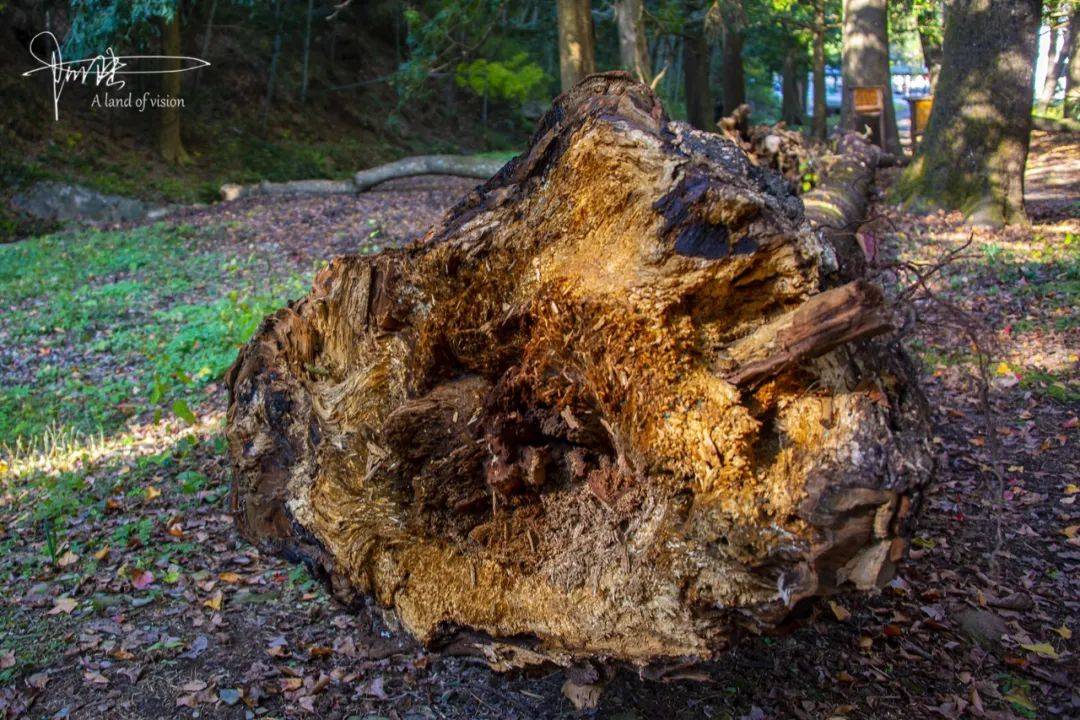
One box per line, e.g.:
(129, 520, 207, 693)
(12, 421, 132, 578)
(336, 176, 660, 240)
(225, 73, 932, 673)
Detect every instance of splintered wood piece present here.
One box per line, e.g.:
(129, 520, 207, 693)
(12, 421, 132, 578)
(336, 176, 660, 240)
(225, 72, 932, 675)
(725, 280, 892, 388)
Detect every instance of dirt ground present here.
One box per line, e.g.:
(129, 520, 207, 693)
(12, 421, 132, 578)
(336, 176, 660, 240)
(1, 134, 1077, 719)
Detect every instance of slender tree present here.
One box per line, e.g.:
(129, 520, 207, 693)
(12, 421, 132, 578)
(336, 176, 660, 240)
(1037, 22, 1063, 112)
(557, 0, 596, 91)
(614, 0, 652, 83)
(841, 0, 901, 153)
(683, 13, 713, 129)
(719, 0, 746, 115)
(300, 0, 315, 103)
(781, 45, 806, 124)
(812, 0, 828, 140)
(896, 0, 1043, 227)
(160, 7, 190, 164)
(261, 0, 284, 129)
(192, 0, 217, 94)
(1066, 4, 1080, 117)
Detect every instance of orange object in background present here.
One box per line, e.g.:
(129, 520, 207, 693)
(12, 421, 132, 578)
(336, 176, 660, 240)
(852, 86, 885, 114)
(906, 95, 934, 150)
(849, 85, 887, 149)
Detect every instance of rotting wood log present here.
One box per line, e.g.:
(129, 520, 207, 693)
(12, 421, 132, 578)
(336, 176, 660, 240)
(352, 155, 506, 191)
(219, 155, 507, 201)
(225, 73, 932, 681)
(803, 133, 886, 280)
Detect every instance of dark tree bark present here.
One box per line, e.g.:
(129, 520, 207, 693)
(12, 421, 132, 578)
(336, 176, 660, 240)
(557, 0, 596, 92)
(261, 0, 284, 129)
(226, 73, 932, 675)
(614, 0, 652, 84)
(683, 19, 713, 130)
(812, 0, 828, 141)
(300, 0, 315, 103)
(841, 0, 901, 154)
(781, 47, 805, 125)
(896, 0, 1043, 227)
(192, 0, 217, 94)
(719, 3, 746, 116)
(1066, 6, 1080, 118)
(159, 9, 190, 164)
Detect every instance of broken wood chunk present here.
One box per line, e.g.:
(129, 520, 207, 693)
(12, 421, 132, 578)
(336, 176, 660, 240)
(225, 73, 933, 675)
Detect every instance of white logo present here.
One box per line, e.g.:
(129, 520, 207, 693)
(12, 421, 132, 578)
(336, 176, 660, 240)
(22, 30, 210, 120)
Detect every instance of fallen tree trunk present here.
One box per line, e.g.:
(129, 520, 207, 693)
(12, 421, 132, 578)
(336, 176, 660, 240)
(353, 154, 506, 190)
(803, 134, 886, 279)
(219, 155, 506, 201)
(226, 73, 932, 680)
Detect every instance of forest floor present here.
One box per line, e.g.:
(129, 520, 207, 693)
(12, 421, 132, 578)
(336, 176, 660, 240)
(0, 134, 1077, 720)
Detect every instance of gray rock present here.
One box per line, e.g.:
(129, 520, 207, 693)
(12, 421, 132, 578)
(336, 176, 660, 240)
(10, 181, 170, 224)
(958, 608, 1009, 649)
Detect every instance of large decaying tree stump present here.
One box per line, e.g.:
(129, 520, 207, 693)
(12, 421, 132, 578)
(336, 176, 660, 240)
(226, 73, 932, 676)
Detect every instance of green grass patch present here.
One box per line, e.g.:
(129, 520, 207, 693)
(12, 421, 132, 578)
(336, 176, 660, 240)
(0, 223, 307, 450)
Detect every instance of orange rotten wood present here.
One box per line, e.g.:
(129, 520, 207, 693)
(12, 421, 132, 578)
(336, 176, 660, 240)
(225, 73, 932, 678)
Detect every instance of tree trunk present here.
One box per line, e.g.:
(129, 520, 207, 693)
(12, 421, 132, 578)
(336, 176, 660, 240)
(300, 0, 314, 103)
(896, 0, 1042, 227)
(781, 47, 805, 125)
(1041, 21, 1072, 113)
(159, 9, 190, 165)
(614, 0, 652, 84)
(557, 0, 596, 92)
(261, 0, 284, 129)
(683, 20, 713, 130)
(226, 73, 932, 675)
(1036, 24, 1061, 113)
(812, 0, 828, 141)
(841, 0, 901, 154)
(192, 0, 217, 95)
(219, 154, 509, 201)
(1066, 6, 1080, 119)
(720, 20, 746, 116)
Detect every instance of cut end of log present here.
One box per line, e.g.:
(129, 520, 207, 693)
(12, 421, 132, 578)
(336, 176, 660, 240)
(225, 72, 933, 673)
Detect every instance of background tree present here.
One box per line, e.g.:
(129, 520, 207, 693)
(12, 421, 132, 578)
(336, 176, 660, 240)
(557, 0, 595, 91)
(780, 45, 807, 124)
(159, 5, 189, 163)
(896, 0, 1043, 227)
(682, 2, 713, 129)
(717, 0, 746, 115)
(812, 0, 829, 139)
(1066, 2, 1080, 117)
(613, 0, 652, 83)
(841, 0, 901, 153)
(67, 0, 192, 164)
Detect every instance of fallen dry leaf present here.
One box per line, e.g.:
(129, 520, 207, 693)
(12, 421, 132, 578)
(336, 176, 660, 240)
(1020, 642, 1060, 659)
(829, 601, 852, 622)
(203, 589, 223, 611)
(47, 597, 77, 615)
(129, 568, 154, 590)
